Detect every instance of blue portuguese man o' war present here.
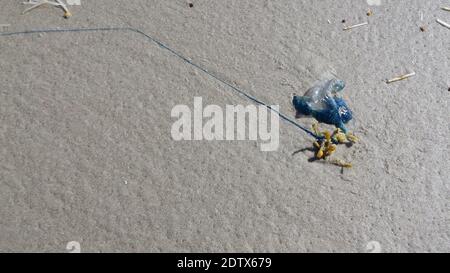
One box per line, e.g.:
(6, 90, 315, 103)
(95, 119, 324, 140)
(293, 78, 353, 133)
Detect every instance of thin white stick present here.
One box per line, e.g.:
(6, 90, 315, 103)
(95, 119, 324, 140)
(343, 22, 368, 31)
(0, 24, 10, 27)
(23, 0, 71, 17)
(386, 72, 416, 84)
(24, 1, 60, 6)
(22, 1, 48, 14)
(436, 18, 450, 29)
(55, 0, 71, 17)
(441, 7, 450, 12)
(55, 0, 68, 12)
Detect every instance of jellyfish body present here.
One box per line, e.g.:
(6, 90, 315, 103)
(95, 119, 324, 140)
(293, 79, 353, 133)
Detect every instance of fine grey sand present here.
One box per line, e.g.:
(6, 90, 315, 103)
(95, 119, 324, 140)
(0, 0, 449, 252)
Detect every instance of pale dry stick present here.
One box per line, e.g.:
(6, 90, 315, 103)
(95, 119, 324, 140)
(330, 159, 353, 168)
(23, 0, 60, 6)
(23, 0, 71, 18)
(55, 0, 71, 18)
(386, 72, 416, 84)
(343, 22, 369, 31)
(441, 7, 450, 12)
(0, 24, 10, 27)
(436, 18, 450, 29)
(22, 0, 48, 14)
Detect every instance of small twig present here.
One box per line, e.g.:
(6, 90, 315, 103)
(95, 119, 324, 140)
(55, 0, 71, 17)
(22, 1, 48, 14)
(330, 159, 353, 168)
(23, 0, 71, 18)
(343, 22, 368, 31)
(441, 7, 450, 12)
(386, 72, 416, 84)
(436, 18, 450, 29)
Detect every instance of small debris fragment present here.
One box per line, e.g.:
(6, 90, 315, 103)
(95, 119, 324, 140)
(419, 26, 426, 32)
(22, 1, 48, 14)
(0, 24, 10, 28)
(23, 0, 71, 18)
(436, 18, 450, 29)
(367, 9, 373, 16)
(386, 72, 416, 84)
(441, 7, 450, 12)
(188, 3, 194, 8)
(66, 0, 81, 5)
(343, 22, 369, 31)
(55, 0, 71, 18)
(342, 19, 346, 23)
(331, 159, 353, 168)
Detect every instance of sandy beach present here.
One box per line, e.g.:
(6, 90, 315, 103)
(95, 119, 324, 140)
(0, 0, 449, 252)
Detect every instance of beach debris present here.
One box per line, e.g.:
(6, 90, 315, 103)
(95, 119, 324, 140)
(66, 0, 81, 5)
(55, 0, 71, 17)
(188, 3, 194, 8)
(23, 0, 48, 14)
(442, 7, 450, 12)
(311, 124, 357, 168)
(420, 26, 426, 32)
(367, 0, 382, 6)
(0, 24, 10, 28)
(343, 22, 368, 31)
(367, 9, 373, 16)
(331, 159, 353, 168)
(23, 0, 71, 18)
(436, 18, 450, 30)
(293, 78, 353, 133)
(386, 72, 416, 84)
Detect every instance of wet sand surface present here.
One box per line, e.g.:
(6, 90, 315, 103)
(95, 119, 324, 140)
(0, 0, 449, 252)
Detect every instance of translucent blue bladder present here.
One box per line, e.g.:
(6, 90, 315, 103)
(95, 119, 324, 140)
(293, 79, 353, 133)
